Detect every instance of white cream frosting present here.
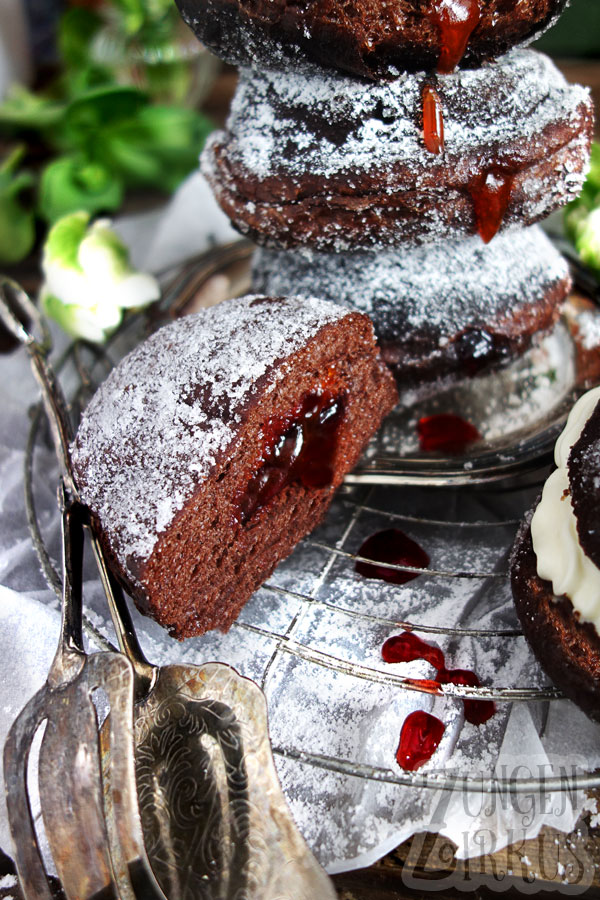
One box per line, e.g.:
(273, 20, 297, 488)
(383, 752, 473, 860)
(531, 386, 600, 632)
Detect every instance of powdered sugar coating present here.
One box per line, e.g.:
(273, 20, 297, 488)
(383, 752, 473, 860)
(252, 225, 569, 344)
(71, 295, 349, 582)
(206, 50, 590, 183)
(202, 49, 592, 250)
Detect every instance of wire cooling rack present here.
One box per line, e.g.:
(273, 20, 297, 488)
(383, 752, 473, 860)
(23, 242, 600, 797)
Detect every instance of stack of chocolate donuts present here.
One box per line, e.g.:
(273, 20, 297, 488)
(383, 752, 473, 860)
(177, 0, 594, 389)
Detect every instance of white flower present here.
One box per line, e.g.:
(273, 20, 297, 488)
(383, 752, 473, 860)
(40, 211, 160, 342)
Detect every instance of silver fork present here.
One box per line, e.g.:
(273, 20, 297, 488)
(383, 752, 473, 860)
(3, 481, 165, 900)
(1, 277, 337, 899)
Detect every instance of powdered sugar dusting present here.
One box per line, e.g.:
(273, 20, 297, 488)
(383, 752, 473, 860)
(252, 225, 569, 343)
(211, 50, 590, 182)
(71, 294, 348, 581)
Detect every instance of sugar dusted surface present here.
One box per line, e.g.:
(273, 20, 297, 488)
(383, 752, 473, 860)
(252, 226, 569, 344)
(214, 49, 590, 182)
(71, 294, 348, 582)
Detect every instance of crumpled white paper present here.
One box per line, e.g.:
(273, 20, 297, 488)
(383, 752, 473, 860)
(1, 172, 600, 875)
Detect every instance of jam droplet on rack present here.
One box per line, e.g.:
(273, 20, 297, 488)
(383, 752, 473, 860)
(422, 85, 445, 155)
(355, 529, 430, 585)
(417, 414, 480, 454)
(396, 710, 446, 771)
(431, 0, 481, 73)
(381, 631, 497, 727)
(382, 633, 444, 670)
(438, 667, 496, 725)
(470, 170, 515, 244)
(237, 389, 345, 523)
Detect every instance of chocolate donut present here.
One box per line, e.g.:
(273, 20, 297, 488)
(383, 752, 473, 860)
(510, 388, 600, 721)
(71, 295, 397, 639)
(176, 0, 568, 81)
(252, 226, 571, 385)
(202, 50, 593, 252)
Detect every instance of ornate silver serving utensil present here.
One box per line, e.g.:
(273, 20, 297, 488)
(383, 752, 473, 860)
(91, 545, 336, 900)
(0, 278, 336, 900)
(1, 282, 166, 900)
(3, 482, 164, 900)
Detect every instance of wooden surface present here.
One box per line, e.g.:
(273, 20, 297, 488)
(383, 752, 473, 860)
(332, 823, 600, 898)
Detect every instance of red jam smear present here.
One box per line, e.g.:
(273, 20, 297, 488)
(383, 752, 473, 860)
(355, 529, 430, 585)
(438, 667, 496, 725)
(396, 710, 446, 771)
(237, 389, 345, 524)
(382, 632, 444, 670)
(431, 0, 481, 73)
(422, 85, 445, 155)
(417, 414, 480, 454)
(469, 169, 516, 244)
(383, 631, 497, 756)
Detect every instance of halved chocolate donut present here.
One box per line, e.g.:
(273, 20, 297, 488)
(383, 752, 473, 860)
(71, 295, 397, 639)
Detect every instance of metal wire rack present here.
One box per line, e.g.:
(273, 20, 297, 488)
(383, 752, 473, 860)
(22, 243, 600, 797)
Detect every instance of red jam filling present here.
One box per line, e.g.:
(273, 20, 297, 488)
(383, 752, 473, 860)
(236, 389, 345, 524)
(469, 169, 516, 244)
(396, 710, 446, 771)
(417, 414, 481, 454)
(383, 629, 497, 742)
(422, 85, 445, 155)
(431, 0, 481, 73)
(438, 667, 496, 725)
(355, 529, 430, 585)
(382, 632, 444, 670)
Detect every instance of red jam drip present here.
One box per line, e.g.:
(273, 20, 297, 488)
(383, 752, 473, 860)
(237, 389, 345, 524)
(438, 668, 496, 725)
(382, 633, 444, 670)
(396, 710, 446, 771)
(470, 169, 516, 244)
(384, 631, 497, 735)
(355, 529, 430, 585)
(422, 85, 445, 155)
(431, 0, 481, 73)
(417, 414, 480, 454)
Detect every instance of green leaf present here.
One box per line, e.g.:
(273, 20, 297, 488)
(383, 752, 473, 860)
(0, 85, 65, 133)
(565, 200, 590, 244)
(0, 146, 35, 264)
(99, 105, 212, 191)
(58, 84, 148, 152)
(0, 144, 26, 180)
(108, 0, 174, 34)
(39, 156, 123, 223)
(58, 7, 103, 71)
(587, 142, 600, 194)
(0, 194, 35, 264)
(575, 208, 600, 272)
